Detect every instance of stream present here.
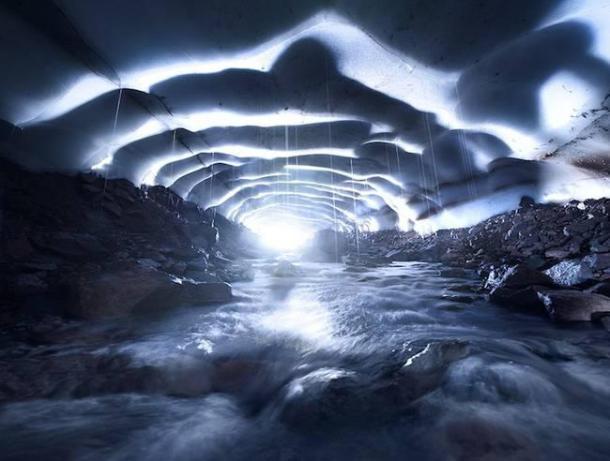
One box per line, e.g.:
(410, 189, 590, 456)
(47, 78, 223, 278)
(1, 261, 609, 460)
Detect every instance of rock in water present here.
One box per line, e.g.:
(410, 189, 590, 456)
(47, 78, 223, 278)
(272, 260, 302, 277)
(537, 290, 610, 322)
(66, 265, 231, 319)
(486, 264, 554, 290)
(486, 264, 555, 312)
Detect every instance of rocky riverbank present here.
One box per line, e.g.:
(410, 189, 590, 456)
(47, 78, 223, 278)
(348, 198, 610, 326)
(0, 160, 257, 323)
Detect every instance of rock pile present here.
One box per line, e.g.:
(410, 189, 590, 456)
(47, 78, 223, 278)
(0, 160, 255, 320)
(350, 199, 610, 325)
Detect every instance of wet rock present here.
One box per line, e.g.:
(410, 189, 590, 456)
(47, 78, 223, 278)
(440, 416, 540, 461)
(589, 281, 610, 297)
(441, 294, 477, 303)
(489, 286, 546, 311)
(279, 341, 470, 430)
(401, 340, 470, 374)
(486, 265, 555, 312)
(183, 269, 218, 282)
(537, 290, 610, 322)
(272, 260, 302, 277)
(162, 281, 232, 307)
(65, 265, 175, 319)
(0, 352, 168, 402)
(486, 264, 554, 290)
(65, 265, 232, 319)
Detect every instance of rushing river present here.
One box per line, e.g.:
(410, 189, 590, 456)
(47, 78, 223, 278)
(1, 261, 609, 460)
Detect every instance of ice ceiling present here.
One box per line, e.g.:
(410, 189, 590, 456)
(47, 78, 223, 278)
(1, 0, 609, 233)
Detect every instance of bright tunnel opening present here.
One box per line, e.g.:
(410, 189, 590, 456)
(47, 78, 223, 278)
(245, 219, 316, 253)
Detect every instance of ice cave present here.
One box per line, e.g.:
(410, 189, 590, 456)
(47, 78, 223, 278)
(1, 1, 610, 459)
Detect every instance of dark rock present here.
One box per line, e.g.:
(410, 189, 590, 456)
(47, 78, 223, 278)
(544, 248, 571, 260)
(14, 273, 48, 294)
(488, 286, 547, 312)
(183, 269, 219, 282)
(537, 290, 610, 322)
(486, 264, 554, 291)
(519, 196, 536, 208)
(136, 258, 163, 269)
(440, 417, 539, 461)
(3, 233, 34, 260)
(65, 265, 231, 319)
(589, 281, 610, 297)
(159, 281, 232, 307)
(101, 199, 122, 217)
(31, 232, 106, 260)
(0, 159, 254, 321)
(279, 340, 469, 430)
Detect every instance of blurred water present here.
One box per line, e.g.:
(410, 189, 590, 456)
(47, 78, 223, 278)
(1, 261, 609, 461)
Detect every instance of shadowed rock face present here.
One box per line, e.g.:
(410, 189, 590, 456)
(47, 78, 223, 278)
(0, 0, 609, 233)
(0, 160, 256, 320)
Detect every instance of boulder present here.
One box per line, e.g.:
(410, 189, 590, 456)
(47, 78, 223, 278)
(536, 290, 610, 322)
(486, 264, 554, 290)
(489, 286, 547, 311)
(486, 265, 554, 312)
(66, 265, 231, 319)
(544, 260, 594, 287)
(272, 260, 302, 277)
(589, 281, 610, 297)
(161, 281, 232, 307)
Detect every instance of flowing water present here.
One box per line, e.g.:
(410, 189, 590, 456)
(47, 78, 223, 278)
(1, 261, 609, 460)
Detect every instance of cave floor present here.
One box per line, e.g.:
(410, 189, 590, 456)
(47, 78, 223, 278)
(1, 261, 609, 460)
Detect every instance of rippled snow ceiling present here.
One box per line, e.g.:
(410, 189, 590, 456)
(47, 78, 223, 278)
(1, 0, 609, 233)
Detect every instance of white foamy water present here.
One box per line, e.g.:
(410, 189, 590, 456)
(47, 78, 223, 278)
(1, 261, 609, 460)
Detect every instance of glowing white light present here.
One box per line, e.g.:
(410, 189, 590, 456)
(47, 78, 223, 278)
(363, 137, 424, 154)
(258, 294, 334, 347)
(91, 154, 113, 171)
(89, 119, 168, 171)
(140, 150, 196, 185)
(169, 110, 352, 132)
(200, 145, 355, 160)
(19, 75, 117, 126)
(284, 164, 405, 188)
(227, 190, 349, 219)
(238, 203, 351, 229)
(247, 220, 315, 252)
(210, 179, 372, 208)
(540, 71, 596, 137)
